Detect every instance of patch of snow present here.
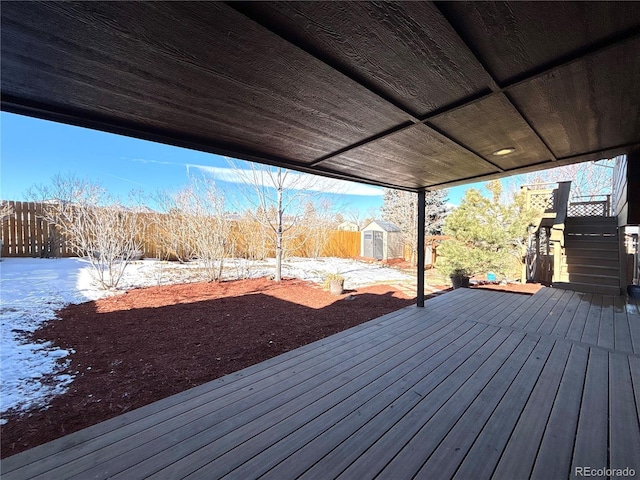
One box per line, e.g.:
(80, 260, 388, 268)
(1, 256, 414, 419)
(245, 257, 414, 288)
(0, 258, 99, 418)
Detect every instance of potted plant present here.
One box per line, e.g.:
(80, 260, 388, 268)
(449, 267, 471, 289)
(324, 273, 345, 295)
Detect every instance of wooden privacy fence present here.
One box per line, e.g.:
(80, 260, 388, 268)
(137, 222, 360, 260)
(1, 201, 362, 260)
(321, 230, 360, 258)
(1, 201, 74, 257)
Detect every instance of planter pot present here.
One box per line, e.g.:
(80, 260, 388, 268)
(329, 279, 344, 295)
(451, 275, 470, 289)
(628, 285, 640, 299)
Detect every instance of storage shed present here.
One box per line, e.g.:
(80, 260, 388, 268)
(361, 220, 404, 261)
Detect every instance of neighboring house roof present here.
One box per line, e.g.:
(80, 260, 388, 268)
(363, 220, 402, 232)
(337, 221, 359, 231)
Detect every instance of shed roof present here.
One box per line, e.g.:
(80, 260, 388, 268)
(364, 220, 402, 233)
(2, 2, 639, 191)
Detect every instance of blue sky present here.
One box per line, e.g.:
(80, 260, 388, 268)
(1, 112, 473, 213)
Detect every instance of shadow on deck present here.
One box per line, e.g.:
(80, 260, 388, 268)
(2, 287, 640, 479)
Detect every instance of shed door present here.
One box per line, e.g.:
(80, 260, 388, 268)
(363, 232, 373, 257)
(373, 231, 383, 260)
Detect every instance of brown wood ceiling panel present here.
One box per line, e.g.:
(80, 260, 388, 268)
(1, 2, 408, 165)
(322, 124, 496, 189)
(234, 1, 493, 117)
(438, 1, 640, 85)
(508, 39, 640, 160)
(430, 94, 554, 170)
(2, 1, 640, 192)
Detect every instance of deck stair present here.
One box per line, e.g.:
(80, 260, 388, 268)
(554, 216, 620, 295)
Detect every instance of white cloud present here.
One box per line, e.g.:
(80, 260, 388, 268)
(102, 173, 148, 188)
(130, 158, 175, 165)
(127, 156, 384, 197)
(187, 164, 383, 197)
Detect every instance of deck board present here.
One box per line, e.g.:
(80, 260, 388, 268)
(498, 287, 555, 328)
(629, 356, 640, 423)
(263, 325, 506, 480)
(215, 296, 523, 479)
(538, 290, 577, 335)
(3, 287, 640, 480)
(627, 300, 640, 354)
(491, 340, 572, 479)
(581, 294, 604, 345)
(122, 292, 517, 479)
(549, 291, 582, 338)
(597, 295, 615, 349)
(231, 322, 491, 480)
(531, 343, 589, 479)
(565, 292, 594, 342)
(305, 327, 512, 480)
(614, 295, 634, 353)
(609, 353, 640, 475)
(371, 330, 528, 479)
(571, 347, 609, 480)
(514, 287, 565, 332)
(410, 335, 540, 480)
(329, 327, 514, 480)
(218, 324, 508, 478)
(452, 338, 555, 480)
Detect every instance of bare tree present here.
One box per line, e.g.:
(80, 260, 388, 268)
(0, 202, 15, 259)
(228, 161, 329, 281)
(153, 177, 232, 281)
(505, 159, 614, 199)
(29, 174, 144, 289)
(0, 201, 14, 222)
(345, 206, 379, 231)
(381, 189, 449, 265)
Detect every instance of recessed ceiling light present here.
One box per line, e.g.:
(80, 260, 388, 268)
(492, 147, 516, 156)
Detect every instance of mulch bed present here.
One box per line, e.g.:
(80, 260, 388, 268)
(1, 277, 415, 458)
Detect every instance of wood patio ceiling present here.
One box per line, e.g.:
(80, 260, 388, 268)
(2, 1, 640, 191)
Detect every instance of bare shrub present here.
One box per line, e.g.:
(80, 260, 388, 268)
(154, 178, 232, 282)
(0, 201, 15, 259)
(231, 212, 268, 262)
(28, 174, 144, 289)
(151, 192, 197, 263)
(0, 201, 14, 222)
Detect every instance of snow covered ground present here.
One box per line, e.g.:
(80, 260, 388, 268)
(225, 256, 414, 287)
(1, 256, 414, 421)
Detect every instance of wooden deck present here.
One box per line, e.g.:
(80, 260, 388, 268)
(2, 287, 640, 479)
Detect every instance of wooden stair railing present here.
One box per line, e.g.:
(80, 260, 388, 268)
(567, 194, 611, 216)
(522, 181, 571, 284)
